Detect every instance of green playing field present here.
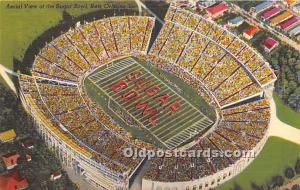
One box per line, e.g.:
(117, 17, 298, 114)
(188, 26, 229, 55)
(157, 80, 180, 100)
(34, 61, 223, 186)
(84, 56, 216, 149)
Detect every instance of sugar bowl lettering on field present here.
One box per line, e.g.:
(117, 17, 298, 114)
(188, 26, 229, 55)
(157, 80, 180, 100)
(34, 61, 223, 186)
(111, 69, 182, 126)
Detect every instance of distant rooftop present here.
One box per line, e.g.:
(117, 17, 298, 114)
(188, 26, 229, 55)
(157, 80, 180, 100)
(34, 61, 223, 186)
(261, 7, 281, 20)
(253, 1, 273, 12)
(262, 37, 278, 50)
(197, 1, 216, 8)
(206, 2, 228, 15)
(228, 16, 244, 25)
(294, 3, 300, 9)
(244, 26, 260, 37)
(286, 0, 296, 5)
(0, 171, 29, 190)
(270, 11, 293, 25)
(0, 129, 16, 143)
(289, 24, 300, 36)
(279, 16, 299, 30)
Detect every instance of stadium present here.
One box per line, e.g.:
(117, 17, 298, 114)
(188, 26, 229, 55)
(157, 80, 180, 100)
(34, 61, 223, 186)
(18, 4, 276, 190)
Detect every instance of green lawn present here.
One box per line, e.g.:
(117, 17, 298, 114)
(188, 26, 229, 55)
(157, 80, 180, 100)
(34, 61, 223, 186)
(1, 1, 60, 69)
(217, 137, 300, 190)
(273, 93, 300, 129)
(0, 1, 136, 70)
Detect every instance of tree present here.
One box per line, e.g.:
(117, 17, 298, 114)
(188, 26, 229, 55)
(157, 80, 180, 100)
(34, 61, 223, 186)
(284, 167, 295, 179)
(295, 159, 300, 174)
(251, 182, 264, 190)
(268, 44, 300, 112)
(271, 175, 284, 187)
(232, 183, 243, 190)
(288, 93, 298, 110)
(292, 184, 300, 190)
(13, 57, 21, 73)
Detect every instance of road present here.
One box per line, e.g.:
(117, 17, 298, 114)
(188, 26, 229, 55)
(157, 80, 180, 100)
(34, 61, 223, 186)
(232, 4, 300, 52)
(0, 64, 17, 94)
(134, 0, 164, 24)
(269, 97, 300, 146)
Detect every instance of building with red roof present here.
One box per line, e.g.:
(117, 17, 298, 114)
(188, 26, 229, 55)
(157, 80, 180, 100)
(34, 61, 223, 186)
(285, 0, 296, 6)
(50, 172, 62, 181)
(260, 7, 281, 20)
(262, 37, 279, 52)
(206, 2, 228, 19)
(21, 138, 34, 149)
(2, 152, 20, 170)
(243, 26, 260, 40)
(278, 16, 299, 30)
(25, 154, 31, 162)
(0, 171, 29, 190)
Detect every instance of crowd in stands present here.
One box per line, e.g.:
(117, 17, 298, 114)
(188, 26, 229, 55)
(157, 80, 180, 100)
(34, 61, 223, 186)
(177, 33, 209, 69)
(149, 19, 262, 106)
(32, 16, 154, 82)
(149, 5, 276, 101)
(217, 31, 235, 48)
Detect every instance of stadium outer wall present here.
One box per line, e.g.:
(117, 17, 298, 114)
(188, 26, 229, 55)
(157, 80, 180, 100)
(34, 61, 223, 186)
(18, 89, 129, 190)
(142, 129, 269, 190)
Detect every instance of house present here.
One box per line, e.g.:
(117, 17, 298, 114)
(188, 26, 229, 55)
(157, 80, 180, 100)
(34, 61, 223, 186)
(0, 171, 29, 190)
(206, 2, 228, 19)
(50, 172, 62, 181)
(293, 3, 300, 13)
(2, 152, 20, 170)
(21, 138, 34, 149)
(251, 1, 273, 15)
(0, 129, 16, 143)
(270, 11, 293, 26)
(278, 17, 299, 31)
(260, 7, 281, 20)
(25, 154, 31, 162)
(197, 0, 216, 8)
(243, 26, 260, 40)
(228, 16, 244, 27)
(289, 24, 300, 36)
(284, 0, 296, 6)
(262, 37, 279, 52)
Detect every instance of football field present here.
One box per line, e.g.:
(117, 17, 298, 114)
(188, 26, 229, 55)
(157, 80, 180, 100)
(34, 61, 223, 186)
(87, 57, 213, 149)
